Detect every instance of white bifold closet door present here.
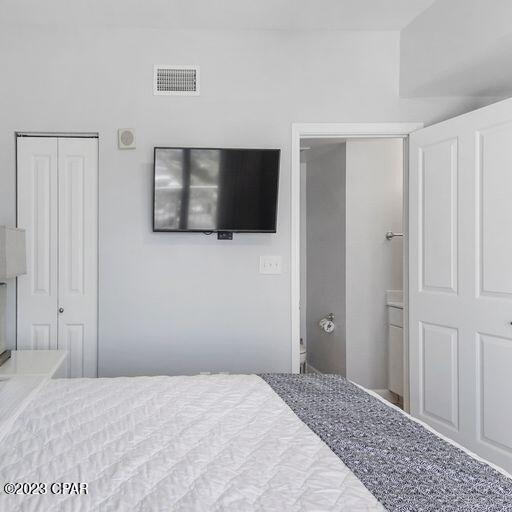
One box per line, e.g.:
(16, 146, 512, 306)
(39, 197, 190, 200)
(409, 98, 512, 473)
(17, 136, 98, 378)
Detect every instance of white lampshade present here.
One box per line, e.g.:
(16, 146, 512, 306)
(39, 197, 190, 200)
(0, 226, 27, 280)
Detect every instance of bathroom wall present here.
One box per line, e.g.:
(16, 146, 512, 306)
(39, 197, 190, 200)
(345, 138, 403, 390)
(305, 143, 346, 374)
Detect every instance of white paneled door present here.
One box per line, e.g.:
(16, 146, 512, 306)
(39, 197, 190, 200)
(409, 98, 512, 473)
(17, 138, 59, 352)
(17, 136, 98, 377)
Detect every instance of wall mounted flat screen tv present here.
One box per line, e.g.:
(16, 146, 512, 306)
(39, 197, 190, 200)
(153, 147, 280, 232)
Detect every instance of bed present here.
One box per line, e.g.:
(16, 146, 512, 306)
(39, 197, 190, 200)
(0, 373, 511, 511)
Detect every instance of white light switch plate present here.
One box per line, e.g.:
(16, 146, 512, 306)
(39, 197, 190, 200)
(259, 255, 282, 274)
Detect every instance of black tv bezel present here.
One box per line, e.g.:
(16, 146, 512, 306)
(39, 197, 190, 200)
(152, 146, 280, 233)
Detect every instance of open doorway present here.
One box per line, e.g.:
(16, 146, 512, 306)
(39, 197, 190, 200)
(292, 123, 422, 410)
(300, 137, 404, 405)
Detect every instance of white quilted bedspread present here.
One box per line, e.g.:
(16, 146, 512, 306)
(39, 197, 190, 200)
(0, 375, 384, 511)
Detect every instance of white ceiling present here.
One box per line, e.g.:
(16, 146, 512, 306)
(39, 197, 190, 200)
(0, 0, 436, 31)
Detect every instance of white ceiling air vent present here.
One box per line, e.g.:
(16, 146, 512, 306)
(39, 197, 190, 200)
(153, 65, 200, 96)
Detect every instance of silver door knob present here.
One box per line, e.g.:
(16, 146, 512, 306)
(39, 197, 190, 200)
(58, 307, 64, 314)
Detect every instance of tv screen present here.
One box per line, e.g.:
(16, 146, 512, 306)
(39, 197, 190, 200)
(153, 147, 280, 232)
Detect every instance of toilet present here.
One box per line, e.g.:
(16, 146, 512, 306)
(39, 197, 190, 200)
(300, 341, 307, 373)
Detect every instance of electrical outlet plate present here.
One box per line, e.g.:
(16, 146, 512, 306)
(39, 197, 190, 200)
(259, 255, 282, 275)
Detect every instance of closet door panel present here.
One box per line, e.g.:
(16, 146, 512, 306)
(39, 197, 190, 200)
(472, 116, 512, 471)
(410, 97, 512, 473)
(17, 137, 59, 349)
(58, 138, 98, 377)
(477, 123, 512, 298)
(60, 323, 85, 378)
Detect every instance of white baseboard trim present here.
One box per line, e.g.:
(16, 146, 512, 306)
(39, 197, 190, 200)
(372, 388, 399, 405)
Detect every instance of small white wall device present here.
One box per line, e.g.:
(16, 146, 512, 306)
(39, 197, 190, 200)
(118, 128, 136, 149)
(259, 255, 282, 275)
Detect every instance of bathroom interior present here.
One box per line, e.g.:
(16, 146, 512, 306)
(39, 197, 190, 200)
(300, 137, 406, 408)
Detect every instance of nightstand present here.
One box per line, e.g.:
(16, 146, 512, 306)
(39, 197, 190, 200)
(0, 351, 68, 431)
(0, 350, 68, 378)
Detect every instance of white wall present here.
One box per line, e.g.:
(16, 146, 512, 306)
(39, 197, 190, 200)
(400, 0, 512, 97)
(0, 26, 499, 375)
(305, 144, 346, 374)
(345, 139, 403, 389)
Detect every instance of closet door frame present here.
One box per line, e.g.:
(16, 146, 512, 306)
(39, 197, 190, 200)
(16, 132, 99, 377)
